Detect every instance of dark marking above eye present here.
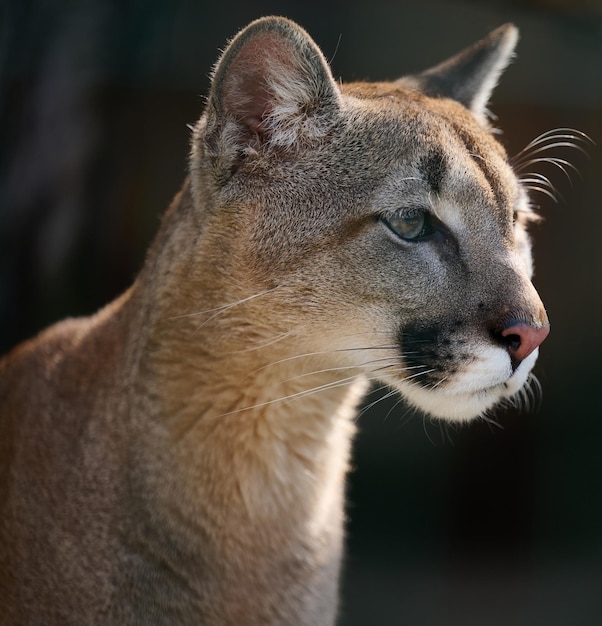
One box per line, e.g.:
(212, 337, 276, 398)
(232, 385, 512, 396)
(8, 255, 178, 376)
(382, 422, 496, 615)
(419, 151, 446, 194)
(448, 120, 512, 212)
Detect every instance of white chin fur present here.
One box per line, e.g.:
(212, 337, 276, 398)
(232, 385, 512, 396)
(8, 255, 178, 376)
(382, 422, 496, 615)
(395, 347, 539, 423)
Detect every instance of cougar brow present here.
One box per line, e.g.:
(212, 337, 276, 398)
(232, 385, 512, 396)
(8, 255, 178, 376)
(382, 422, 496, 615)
(450, 120, 512, 210)
(419, 150, 447, 194)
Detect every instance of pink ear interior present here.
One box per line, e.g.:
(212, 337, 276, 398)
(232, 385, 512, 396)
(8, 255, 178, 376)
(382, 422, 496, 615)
(220, 32, 297, 140)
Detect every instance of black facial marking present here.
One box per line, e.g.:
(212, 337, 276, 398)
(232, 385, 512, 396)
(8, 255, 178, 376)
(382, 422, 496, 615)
(449, 121, 511, 212)
(419, 151, 446, 194)
(398, 321, 472, 388)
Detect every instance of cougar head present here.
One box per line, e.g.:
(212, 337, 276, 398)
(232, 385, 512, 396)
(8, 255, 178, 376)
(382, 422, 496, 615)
(190, 17, 549, 422)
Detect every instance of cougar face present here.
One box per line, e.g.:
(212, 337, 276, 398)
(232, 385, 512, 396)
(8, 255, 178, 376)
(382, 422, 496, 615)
(332, 92, 550, 421)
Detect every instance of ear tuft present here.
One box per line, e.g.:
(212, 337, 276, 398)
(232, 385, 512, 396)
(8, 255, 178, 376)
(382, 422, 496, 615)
(399, 24, 519, 126)
(202, 16, 340, 175)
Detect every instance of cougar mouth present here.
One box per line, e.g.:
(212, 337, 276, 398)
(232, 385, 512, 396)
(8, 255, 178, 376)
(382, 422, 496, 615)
(391, 330, 540, 422)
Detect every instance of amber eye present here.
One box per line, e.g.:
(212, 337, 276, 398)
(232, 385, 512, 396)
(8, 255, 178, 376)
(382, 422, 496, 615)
(382, 210, 433, 241)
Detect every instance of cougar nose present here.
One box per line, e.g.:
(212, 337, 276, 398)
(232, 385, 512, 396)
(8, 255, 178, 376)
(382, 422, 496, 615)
(500, 321, 550, 367)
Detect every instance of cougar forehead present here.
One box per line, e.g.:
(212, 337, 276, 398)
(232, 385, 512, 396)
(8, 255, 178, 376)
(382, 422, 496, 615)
(341, 83, 519, 215)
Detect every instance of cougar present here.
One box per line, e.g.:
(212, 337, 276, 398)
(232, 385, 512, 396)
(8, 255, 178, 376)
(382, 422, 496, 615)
(1, 16, 551, 625)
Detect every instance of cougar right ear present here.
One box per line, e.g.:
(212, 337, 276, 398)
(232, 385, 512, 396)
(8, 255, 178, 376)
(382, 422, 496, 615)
(199, 16, 341, 178)
(398, 24, 518, 127)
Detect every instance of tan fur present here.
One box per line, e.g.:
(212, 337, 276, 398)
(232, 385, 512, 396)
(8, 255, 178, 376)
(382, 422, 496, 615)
(0, 17, 548, 625)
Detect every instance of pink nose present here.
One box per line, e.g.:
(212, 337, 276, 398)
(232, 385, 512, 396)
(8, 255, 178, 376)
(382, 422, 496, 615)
(500, 322, 550, 365)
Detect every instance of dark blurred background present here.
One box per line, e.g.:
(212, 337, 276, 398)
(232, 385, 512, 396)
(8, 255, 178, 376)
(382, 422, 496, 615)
(1, 0, 600, 624)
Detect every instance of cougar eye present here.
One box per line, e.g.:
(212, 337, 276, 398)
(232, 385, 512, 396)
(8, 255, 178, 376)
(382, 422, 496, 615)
(382, 210, 434, 241)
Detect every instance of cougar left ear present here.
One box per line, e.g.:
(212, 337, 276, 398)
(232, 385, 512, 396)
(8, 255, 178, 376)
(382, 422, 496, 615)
(201, 16, 341, 177)
(398, 24, 518, 125)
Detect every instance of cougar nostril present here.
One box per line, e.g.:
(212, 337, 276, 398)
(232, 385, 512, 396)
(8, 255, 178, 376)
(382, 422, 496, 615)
(503, 333, 521, 353)
(499, 322, 550, 366)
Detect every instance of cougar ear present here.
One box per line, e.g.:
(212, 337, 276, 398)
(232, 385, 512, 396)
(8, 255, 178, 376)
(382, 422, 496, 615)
(202, 16, 341, 174)
(399, 24, 518, 125)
